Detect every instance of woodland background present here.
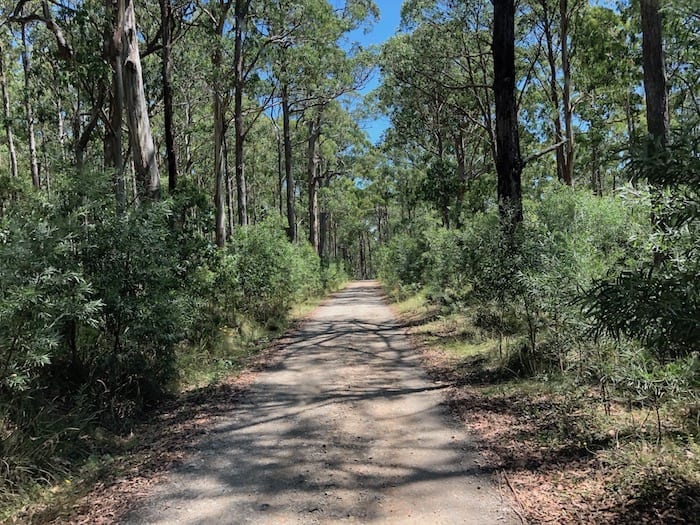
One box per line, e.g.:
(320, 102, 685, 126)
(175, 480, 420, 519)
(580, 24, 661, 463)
(0, 0, 697, 521)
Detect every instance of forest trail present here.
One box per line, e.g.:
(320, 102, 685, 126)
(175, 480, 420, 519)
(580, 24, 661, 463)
(125, 281, 514, 525)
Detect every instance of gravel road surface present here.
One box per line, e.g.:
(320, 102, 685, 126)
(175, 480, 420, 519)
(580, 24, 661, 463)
(125, 281, 514, 525)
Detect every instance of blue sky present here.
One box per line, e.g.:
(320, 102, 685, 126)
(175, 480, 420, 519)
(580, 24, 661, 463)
(345, 0, 403, 144)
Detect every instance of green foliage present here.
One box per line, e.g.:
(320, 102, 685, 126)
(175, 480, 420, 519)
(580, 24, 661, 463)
(586, 134, 700, 361)
(420, 159, 464, 227)
(377, 231, 428, 290)
(386, 185, 649, 375)
(0, 217, 101, 394)
(78, 203, 187, 414)
(0, 175, 335, 496)
(227, 221, 319, 323)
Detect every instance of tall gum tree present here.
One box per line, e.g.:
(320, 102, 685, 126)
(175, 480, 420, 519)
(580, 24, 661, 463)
(532, 0, 578, 186)
(160, 0, 179, 193)
(199, 0, 231, 247)
(640, 0, 668, 144)
(266, 0, 377, 243)
(378, 0, 495, 224)
(21, 25, 41, 189)
(121, 0, 160, 200)
(493, 0, 523, 228)
(0, 36, 19, 180)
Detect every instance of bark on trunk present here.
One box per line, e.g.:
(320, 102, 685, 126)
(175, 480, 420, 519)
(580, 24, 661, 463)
(560, 0, 574, 186)
(282, 83, 296, 242)
(271, 115, 284, 218)
(319, 193, 329, 264)
(307, 114, 321, 253)
(184, 98, 193, 174)
(21, 26, 41, 190)
(640, 0, 668, 143)
(640, 0, 669, 264)
(539, 0, 574, 186)
(160, 0, 178, 193)
(121, 0, 160, 200)
(541, 1, 566, 184)
(213, 44, 227, 247)
(224, 134, 235, 236)
(493, 0, 523, 228)
(0, 41, 18, 180)
(104, 0, 126, 211)
(234, 0, 249, 226)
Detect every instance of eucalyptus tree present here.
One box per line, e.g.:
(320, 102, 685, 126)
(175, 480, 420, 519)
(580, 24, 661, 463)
(493, 0, 522, 227)
(573, 4, 641, 194)
(197, 0, 231, 245)
(378, 0, 495, 227)
(160, 0, 178, 193)
(313, 101, 369, 259)
(299, 19, 375, 251)
(261, 0, 376, 242)
(0, 34, 18, 180)
(664, 0, 700, 128)
(524, 0, 583, 186)
(20, 25, 40, 189)
(8, 0, 161, 204)
(640, 0, 668, 145)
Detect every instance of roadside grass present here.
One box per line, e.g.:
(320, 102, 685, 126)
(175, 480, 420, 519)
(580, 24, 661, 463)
(0, 291, 336, 525)
(389, 287, 700, 524)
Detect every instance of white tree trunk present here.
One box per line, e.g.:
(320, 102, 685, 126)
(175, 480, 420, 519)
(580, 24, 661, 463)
(121, 0, 160, 200)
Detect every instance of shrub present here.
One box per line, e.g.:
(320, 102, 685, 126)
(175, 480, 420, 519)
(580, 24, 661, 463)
(228, 221, 323, 323)
(377, 231, 428, 289)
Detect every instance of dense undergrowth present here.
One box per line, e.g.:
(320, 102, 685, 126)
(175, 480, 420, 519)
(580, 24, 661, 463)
(380, 184, 699, 522)
(0, 176, 347, 516)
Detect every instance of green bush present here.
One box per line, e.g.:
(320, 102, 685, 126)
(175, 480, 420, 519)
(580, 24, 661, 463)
(228, 221, 324, 323)
(377, 231, 428, 289)
(289, 241, 323, 301)
(586, 135, 700, 361)
(78, 202, 187, 418)
(389, 185, 650, 376)
(321, 261, 348, 291)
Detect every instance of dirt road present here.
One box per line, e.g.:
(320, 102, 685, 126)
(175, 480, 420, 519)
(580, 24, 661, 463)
(125, 281, 514, 524)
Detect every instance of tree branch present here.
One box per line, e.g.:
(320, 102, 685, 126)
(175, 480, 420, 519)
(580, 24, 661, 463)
(523, 139, 567, 165)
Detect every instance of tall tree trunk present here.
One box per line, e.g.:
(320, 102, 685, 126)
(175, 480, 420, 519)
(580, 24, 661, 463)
(282, 83, 296, 241)
(160, 0, 178, 193)
(0, 40, 18, 180)
(234, 0, 249, 226)
(454, 132, 466, 227)
(307, 114, 321, 253)
(21, 26, 41, 190)
(359, 232, 366, 279)
(224, 135, 235, 236)
(319, 175, 329, 265)
(121, 0, 160, 200)
(184, 98, 193, 175)
(560, 0, 574, 186)
(539, 0, 574, 186)
(541, 1, 566, 184)
(213, 44, 227, 247)
(40, 126, 51, 194)
(271, 115, 284, 218)
(493, 0, 523, 228)
(55, 70, 65, 160)
(104, 0, 126, 211)
(640, 0, 669, 266)
(640, 0, 668, 143)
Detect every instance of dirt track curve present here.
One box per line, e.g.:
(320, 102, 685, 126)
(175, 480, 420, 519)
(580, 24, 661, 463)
(125, 281, 515, 525)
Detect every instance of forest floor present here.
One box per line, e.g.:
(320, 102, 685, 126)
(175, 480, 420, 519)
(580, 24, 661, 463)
(12, 281, 516, 524)
(391, 291, 700, 524)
